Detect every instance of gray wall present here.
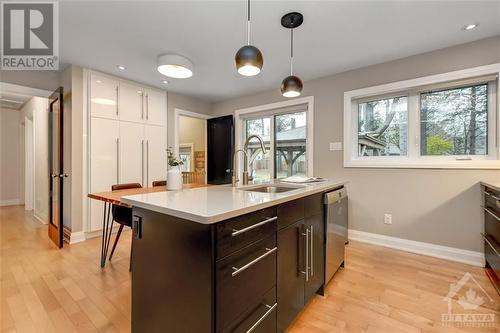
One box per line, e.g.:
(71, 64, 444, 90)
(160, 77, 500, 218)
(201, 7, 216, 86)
(211, 36, 500, 252)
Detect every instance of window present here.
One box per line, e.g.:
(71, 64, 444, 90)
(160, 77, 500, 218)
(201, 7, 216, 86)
(237, 98, 313, 181)
(420, 84, 488, 156)
(344, 65, 499, 168)
(178, 144, 193, 172)
(358, 96, 408, 157)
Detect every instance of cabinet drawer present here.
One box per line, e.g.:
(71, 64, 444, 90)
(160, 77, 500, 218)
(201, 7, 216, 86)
(304, 192, 324, 218)
(483, 234, 500, 289)
(278, 199, 304, 230)
(484, 190, 500, 217)
(221, 287, 277, 333)
(216, 236, 277, 332)
(485, 206, 500, 245)
(216, 207, 277, 259)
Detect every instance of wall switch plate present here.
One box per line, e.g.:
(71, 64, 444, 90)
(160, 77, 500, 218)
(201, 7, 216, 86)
(384, 214, 392, 225)
(329, 142, 342, 151)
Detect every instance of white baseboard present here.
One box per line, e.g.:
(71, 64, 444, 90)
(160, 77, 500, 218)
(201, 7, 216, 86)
(348, 229, 485, 267)
(68, 231, 86, 244)
(0, 199, 21, 207)
(33, 213, 48, 225)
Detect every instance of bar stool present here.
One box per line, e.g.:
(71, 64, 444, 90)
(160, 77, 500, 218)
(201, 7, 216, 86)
(152, 180, 166, 187)
(109, 183, 142, 268)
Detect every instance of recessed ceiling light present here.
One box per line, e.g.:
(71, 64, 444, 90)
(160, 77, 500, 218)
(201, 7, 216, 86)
(157, 54, 193, 79)
(117, 65, 126, 70)
(463, 23, 478, 31)
(162, 80, 169, 84)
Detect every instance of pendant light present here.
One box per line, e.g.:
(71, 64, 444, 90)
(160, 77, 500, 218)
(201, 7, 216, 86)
(235, 0, 263, 76)
(280, 12, 303, 98)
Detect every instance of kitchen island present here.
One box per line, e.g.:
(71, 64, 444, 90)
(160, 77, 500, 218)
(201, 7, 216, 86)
(121, 180, 348, 333)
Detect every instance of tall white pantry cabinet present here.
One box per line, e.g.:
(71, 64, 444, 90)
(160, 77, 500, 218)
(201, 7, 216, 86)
(88, 71, 167, 232)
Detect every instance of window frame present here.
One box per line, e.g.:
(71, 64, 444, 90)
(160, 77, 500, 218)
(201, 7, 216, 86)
(234, 96, 314, 180)
(344, 64, 500, 169)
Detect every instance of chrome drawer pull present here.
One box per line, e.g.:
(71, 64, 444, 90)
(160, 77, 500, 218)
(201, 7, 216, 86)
(245, 303, 277, 333)
(232, 216, 277, 237)
(483, 207, 500, 222)
(231, 247, 277, 277)
(481, 233, 500, 257)
(484, 191, 500, 201)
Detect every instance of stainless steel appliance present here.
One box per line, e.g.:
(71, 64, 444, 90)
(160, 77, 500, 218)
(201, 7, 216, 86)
(324, 187, 348, 285)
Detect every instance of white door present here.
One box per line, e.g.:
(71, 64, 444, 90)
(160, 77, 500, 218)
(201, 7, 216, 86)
(145, 89, 166, 126)
(144, 125, 167, 187)
(119, 82, 144, 123)
(119, 121, 145, 185)
(90, 73, 119, 120)
(90, 117, 119, 231)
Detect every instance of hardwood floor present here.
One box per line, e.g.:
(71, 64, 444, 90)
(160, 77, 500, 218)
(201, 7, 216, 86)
(1, 205, 498, 332)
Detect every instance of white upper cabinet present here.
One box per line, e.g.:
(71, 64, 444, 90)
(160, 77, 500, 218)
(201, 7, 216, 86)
(90, 74, 119, 119)
(144, 125, 167, 186)
(119, 82, 145, 123)
(89, 117, 119, 231)
(119, 121, 145, 186)
(144, 88, 167, 126)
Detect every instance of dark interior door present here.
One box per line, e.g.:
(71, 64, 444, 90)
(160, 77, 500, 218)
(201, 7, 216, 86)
(48, 87, 64, 248)
(207, 115, 234, 184)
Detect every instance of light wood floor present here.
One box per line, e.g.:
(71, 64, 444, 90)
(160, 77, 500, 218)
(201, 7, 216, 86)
(1, 205, 498, 333)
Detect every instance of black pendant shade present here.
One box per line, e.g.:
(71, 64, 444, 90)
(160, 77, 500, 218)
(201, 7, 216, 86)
(235, 45, 263, 76)
(280, 75, 303, 98)
(281, 12, 303, 98)
(235, 0, 263, 76)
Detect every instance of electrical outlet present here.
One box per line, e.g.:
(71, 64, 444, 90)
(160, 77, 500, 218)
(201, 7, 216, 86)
(384, 214, 392, 225)
(329, 142, 342, 151)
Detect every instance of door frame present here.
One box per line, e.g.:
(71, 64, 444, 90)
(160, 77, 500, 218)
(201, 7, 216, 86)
(173, 108, 211, 181)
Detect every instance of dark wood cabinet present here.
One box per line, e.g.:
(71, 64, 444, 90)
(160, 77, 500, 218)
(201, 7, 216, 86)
(131, 189, 335, 333)
(305, 213, 325, 302)
(277, 193, 326, 333)
(277, 220, 305, 332)
(483, 185, 500, 294)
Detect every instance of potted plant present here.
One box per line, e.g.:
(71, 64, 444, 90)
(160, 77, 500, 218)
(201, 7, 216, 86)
(166, 147, 184, 190)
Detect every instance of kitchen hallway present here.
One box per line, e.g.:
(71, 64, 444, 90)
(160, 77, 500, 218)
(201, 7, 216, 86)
(1, 205, 497, 333)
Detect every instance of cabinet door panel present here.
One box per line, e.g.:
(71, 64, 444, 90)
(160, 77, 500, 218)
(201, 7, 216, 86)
(144, 125, 167, 187)
(119, 82, 144, 123)
(119, 122, 144, 185)
(305, 213, 325, 302)
(277, 220, 304, 333)
(145, 89, 166, 126)
(89, 117, 119, 231)
(90, 74, 118, 119)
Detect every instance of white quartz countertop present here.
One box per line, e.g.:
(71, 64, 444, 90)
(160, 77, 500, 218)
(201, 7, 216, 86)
(481, 181, 500, 192)
(121, 179, 348, 224)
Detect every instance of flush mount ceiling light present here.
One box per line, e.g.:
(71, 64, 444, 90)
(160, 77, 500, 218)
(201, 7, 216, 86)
(162, 80, 169, 84)
(116, 65, 126, 70)
(280, 12, 303, 98)
(235, 0, 263, 76)
(463, 23, 479, 31)
(157, 54, 194, 79)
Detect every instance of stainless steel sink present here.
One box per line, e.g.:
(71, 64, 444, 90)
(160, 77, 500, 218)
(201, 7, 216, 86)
(240, 185, 300, 193)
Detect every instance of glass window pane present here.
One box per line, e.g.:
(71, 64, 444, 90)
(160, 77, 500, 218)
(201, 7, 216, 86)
(357, 96, 408, 157)
(420, 84, 488, 156)
(245, 117, 271, 182)
(275, 112, 307, 179)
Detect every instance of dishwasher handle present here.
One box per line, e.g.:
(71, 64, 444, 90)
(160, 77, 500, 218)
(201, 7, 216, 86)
(324, 187, 347, 204)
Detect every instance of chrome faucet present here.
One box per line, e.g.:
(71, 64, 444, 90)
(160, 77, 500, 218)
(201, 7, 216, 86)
(232, 134, 267, 187)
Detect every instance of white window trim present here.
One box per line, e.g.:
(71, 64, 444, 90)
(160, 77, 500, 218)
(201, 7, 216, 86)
(344, 63, 500, 169)
(178, 143, 194, 172)
(234, 96, 314, 178)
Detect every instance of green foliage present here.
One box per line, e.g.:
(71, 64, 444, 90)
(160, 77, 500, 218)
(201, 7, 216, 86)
(426, 135, 453, 155)
(166, 147, 184, 167)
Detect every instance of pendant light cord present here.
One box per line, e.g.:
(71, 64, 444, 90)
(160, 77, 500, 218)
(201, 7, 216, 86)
(247, 0, 251, 45)
(290, 28, 294, 75)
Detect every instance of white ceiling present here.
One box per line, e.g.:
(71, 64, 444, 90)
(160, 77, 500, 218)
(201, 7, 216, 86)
(59, 1, 500, 102)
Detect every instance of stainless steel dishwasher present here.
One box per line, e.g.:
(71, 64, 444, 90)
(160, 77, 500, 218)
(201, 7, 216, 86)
(324, 187, 348, 285)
